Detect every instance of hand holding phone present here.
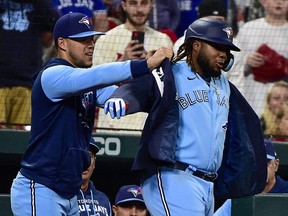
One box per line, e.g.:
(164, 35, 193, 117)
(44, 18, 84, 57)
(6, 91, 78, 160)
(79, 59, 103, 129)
(131, 31, 145, 51)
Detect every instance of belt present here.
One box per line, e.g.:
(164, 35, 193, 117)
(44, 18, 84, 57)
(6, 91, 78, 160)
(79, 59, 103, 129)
(171, 162, 217, 182)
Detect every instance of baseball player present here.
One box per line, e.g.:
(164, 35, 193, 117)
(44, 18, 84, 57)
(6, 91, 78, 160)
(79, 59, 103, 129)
(104, 18, 267, 216)
(10, 12, 172, 216)
(112, 184, 149, 216)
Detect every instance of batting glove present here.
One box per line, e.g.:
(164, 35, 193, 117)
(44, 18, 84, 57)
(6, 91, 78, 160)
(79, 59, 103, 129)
(104, 98, 127, 119)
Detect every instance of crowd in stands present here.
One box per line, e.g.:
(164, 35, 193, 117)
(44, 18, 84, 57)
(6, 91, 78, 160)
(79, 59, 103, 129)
(1, 0, 287, 215)
(1, 0, 287, 141)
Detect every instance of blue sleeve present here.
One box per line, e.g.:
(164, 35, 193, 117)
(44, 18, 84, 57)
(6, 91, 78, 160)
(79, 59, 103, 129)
(41, 60, 150, 102)
(130, 59, 149, 78)
(42, 61, 131, 101)
(96, 85, 118, 108)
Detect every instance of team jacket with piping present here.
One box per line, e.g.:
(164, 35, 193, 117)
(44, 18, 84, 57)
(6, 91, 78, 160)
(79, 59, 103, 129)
(20, 59, 94, 199)
(20, 57, 151, 199)
(108, 59, 267, 199)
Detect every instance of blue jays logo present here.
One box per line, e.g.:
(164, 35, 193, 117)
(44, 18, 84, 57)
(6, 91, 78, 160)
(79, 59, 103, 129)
(127, 187, 142, 197)
(80, 92, 93, 128)
(79, 16, 91, 29)
(82, 92, 93, 110)
(223, 27, 233, 39)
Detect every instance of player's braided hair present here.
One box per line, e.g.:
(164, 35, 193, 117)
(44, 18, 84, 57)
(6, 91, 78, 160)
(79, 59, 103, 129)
(172, 39, 195, 70)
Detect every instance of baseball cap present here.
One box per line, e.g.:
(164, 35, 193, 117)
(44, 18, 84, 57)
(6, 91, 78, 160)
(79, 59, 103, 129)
(264, 139, 277, 160)
(198, 0, 227, 19)
(89, 138, 100, 155)
(53, 12, 105, 43)
(115, 185, 145, 205)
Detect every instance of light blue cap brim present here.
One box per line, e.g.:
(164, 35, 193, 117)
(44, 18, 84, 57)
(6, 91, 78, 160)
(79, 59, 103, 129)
(116, 198, 145, 205)
(68, 31, 105, 38)
(267, 154, 275, 160)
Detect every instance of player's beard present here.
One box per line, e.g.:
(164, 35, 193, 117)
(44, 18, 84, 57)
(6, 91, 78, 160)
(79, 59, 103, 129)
(126, 12, 149, 27)
(197, 50, 221, 77)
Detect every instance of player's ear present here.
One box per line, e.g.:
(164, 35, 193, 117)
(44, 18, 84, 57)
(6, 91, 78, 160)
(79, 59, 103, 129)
(58, 38, 67, 51)
(193, 40, 201, 52)
(274, 159, 280, 172)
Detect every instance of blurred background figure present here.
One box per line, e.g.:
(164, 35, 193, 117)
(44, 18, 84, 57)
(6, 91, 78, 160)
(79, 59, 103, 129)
(77, 138, 112, 216)
(214, 139, 288, 216)
(0, 0, 59, 129)
(52, 0, 109, 32)
(275, 102, 288, 142)
(173, 0, 228, 55)
(227, 0, 288, 116)
(112, 184, 149, 216)
(260, 81, 288, 137)
(148, 0, 180, 43)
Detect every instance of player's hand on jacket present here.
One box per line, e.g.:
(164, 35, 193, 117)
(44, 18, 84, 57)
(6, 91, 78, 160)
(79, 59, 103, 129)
(146, 47, 173, 69)
(104, 98, 127, 119)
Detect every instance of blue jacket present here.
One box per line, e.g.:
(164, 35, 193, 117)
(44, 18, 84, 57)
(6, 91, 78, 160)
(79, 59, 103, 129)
(109, 59, 267, 199)
(21, 59, 94, 199)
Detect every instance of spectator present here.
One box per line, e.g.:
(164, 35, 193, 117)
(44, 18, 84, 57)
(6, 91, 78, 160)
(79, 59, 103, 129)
(247, 0, 265, 22)
(93, 0, 173, 133)
(173, 0, 228, 55)
(148, 0, 180, 43)
(77, 138, 112, 216)
(93, 0, 173, 64)
(227, 0, 288, 116)
(112, 184, 149, 216)
(260, 81, 288, 136)
(10, 12, 172, 216)
(103, 0, 123, 29)
(0, 0, 59, 129)
(148, 0, 180, 32)
(104, 18, 267, 215)
(214, 139, 288, 216)
(175, 0, 199, 38)
(234, 0, 253, 28)
(52, 0, 110, 32)
(275, 102, 288, 142)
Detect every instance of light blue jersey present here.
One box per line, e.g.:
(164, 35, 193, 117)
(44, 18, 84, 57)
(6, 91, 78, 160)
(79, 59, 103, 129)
(107, 59, 266, 216)
(173, 60, 230, 172)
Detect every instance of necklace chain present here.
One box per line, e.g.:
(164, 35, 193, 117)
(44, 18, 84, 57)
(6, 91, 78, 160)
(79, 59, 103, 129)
(205, 80, 220, 95)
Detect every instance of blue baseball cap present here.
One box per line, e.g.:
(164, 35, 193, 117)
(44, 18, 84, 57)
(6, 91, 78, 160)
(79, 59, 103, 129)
(53, 12, 105, 43)
(264, 139, 277, 160)
(89, 138, 100, 155)
(115, 185, 145, 205)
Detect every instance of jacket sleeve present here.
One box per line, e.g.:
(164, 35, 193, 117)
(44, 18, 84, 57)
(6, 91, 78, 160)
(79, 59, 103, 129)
(214, 81, 267, 199)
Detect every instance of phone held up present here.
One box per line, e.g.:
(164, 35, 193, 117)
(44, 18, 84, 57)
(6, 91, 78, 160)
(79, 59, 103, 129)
(131, 31, 145, 52)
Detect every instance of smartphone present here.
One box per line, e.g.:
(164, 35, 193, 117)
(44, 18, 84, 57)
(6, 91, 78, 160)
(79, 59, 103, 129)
(131, 31, 145, 51)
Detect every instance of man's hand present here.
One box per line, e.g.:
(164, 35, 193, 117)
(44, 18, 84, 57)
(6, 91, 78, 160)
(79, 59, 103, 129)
(146, 47, 173, 69)
(118, 40, 147, 61)
(104, 98, 127, 119)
